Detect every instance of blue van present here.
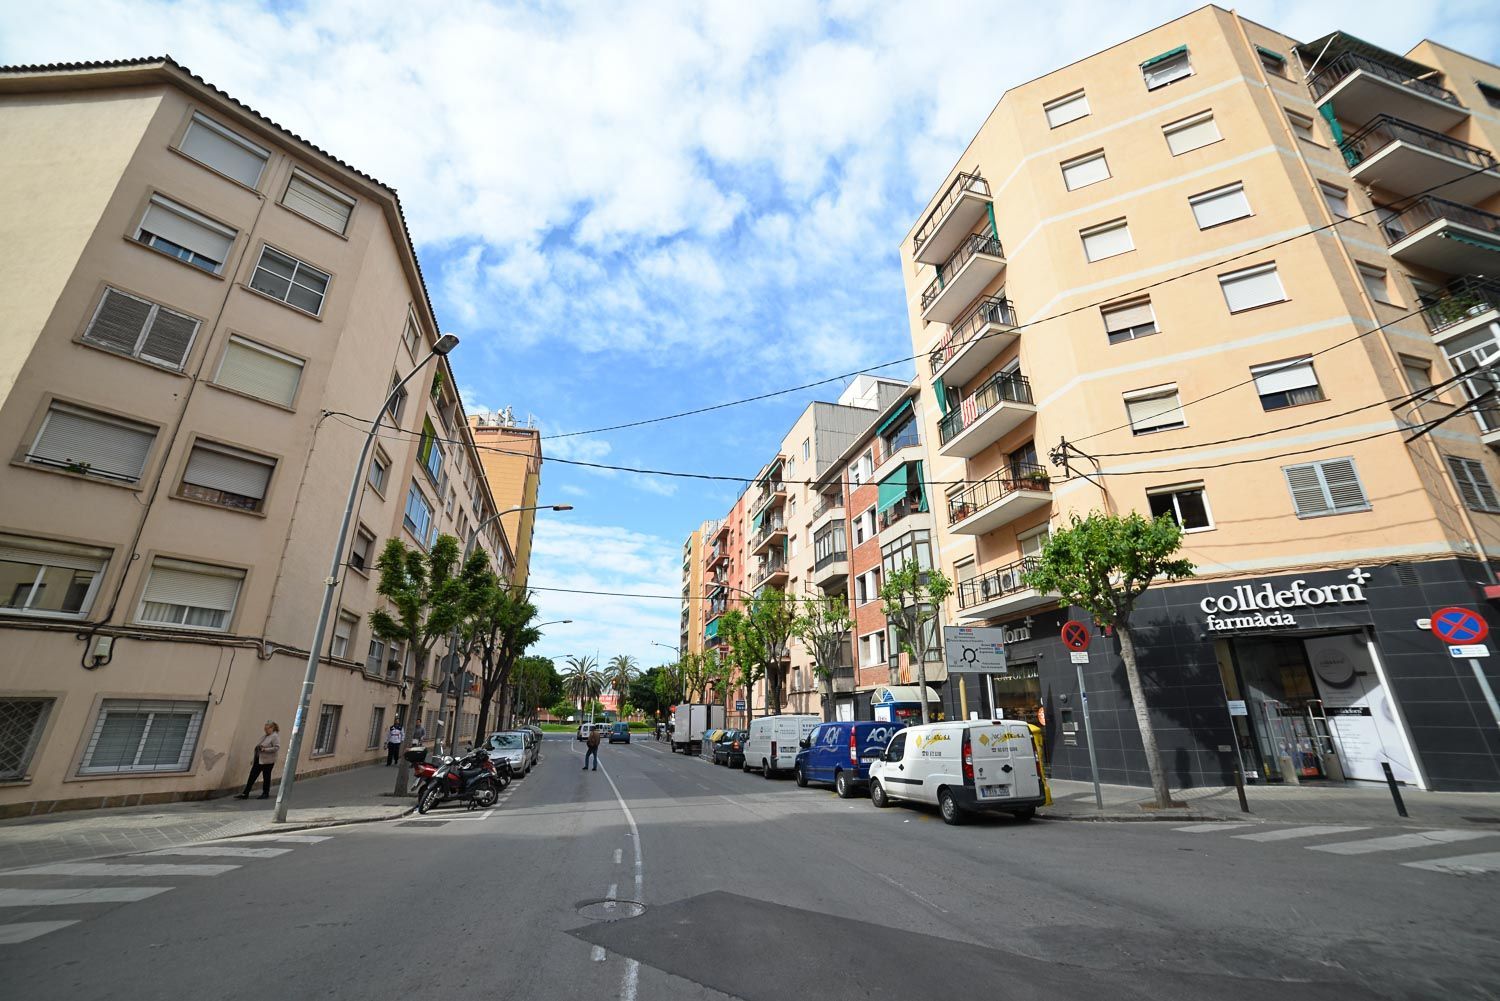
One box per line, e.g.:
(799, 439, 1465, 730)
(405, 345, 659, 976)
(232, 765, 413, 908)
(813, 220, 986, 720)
(793, 721, 904, 798)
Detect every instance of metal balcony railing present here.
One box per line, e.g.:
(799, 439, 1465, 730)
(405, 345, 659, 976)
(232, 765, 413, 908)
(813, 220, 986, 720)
(812, 495, 843, 520)
(920, 233, 1005, 313)
(956, 556, 1042, 610)
(1308, 52, 1461, 107)
(1341, 114, 1497, 172)
(752, 558, 788, 586)
(912, 171, 991, 258)
(752, 482, 787, 514)
(1380, 196, 1500, 247)
(928, 296, 1019, 375)
(1421, 276, 1500, 334)
(751, 518, 786, 550)
(938, 372, 1034, 445)
(878, 493, 925, 531)
(946, 463, 1050, 526)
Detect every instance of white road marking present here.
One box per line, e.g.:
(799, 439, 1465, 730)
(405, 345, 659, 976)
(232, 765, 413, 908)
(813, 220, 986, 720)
(591, 946, 607, 962)
(1309, 830, 1494, 855)
(1234, 826, 1368, 843)
(1402, 852, 1500, 875)
(876, 872, 949, 914)
(613, 849, 623, 864)
(7, 862, 239, 877)
(478, 810, 494, 820)
(0, 887, 171, 906)
(0, 921, 78, 944)
(224, 835, 331, 843)
(135, 846, 291, 858)
(599, 761, 645, 1001)
(1173, 823, 1256, 833)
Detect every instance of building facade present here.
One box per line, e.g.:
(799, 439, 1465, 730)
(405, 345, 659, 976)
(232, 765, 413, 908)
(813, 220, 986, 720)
(468, 411, 544, 589)
(679, 520, 714, 658)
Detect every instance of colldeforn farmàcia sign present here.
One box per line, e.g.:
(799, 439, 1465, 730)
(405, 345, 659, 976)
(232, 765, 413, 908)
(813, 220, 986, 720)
(1200, 568, 1371, 632)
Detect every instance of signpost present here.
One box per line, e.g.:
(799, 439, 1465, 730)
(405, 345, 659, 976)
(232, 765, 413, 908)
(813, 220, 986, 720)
(943, 626, 1011, 722)
(1432, 607, 1500, 734)
(1062, 620, 1103, 810)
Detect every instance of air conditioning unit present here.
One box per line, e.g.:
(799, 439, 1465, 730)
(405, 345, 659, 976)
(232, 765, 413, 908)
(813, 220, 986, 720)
(998, 569, 1023, 592)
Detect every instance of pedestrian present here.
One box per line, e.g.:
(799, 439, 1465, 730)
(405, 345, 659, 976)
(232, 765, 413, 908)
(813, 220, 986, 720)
(235, 721, 280, 800)
(413, 720, 426, 746)
(386, 721, 404, 766)
(582, 724, 601, 771)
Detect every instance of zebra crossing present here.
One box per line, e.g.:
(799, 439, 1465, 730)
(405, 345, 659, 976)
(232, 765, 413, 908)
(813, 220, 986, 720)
(0, 832, 334, 944)
(1173, 821, 1500, 875)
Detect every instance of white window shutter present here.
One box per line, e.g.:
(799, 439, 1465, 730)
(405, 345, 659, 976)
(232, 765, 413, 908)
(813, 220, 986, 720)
(85, 289, 153, 355)
(142, 560, 244, 612)
(215, 338, 303, 406)
(283, 174, 354, 233)
(1061, 152, 1110, 190)
(1164, 113, 1220, 155)
(182, 443, 273, 499)
(180, 115, 268, 188)
(32, 406, 155, 481)
(1251, 359, 1319, 396)
(1082, 221, 1133, 262)
(1220, 265, 1285, 312)
(1045, 92, 1090, 127)
(1320, 459, 1367, 511)
(140, 199, 234, 266)
(1190, 184, 1251, 228)
(1103, 299, 1155, 333)
(1284, 463, 1331, 515)
(1126, 390, 1183, 431)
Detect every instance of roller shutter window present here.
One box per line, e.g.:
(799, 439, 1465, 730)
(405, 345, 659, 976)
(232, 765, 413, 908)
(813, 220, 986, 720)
(82, 287, 200, 369)
(78, 699, 207, 774)
(1142, 48, 1192, 90)
(332, 612, 358, 660)
(1102, 297, 1158, 343)
(29, 403, 156, 483)
(1124, 385, 1185, 434)
(1080, 219, 1134, 262)
(0, 535, 110, 617)
(1251, 357, 1325, 410)
(249, 246, 331, 315)
(135, 196, 236, 274)
(1163, 111, 1221, 155)
(1219, 263, 1286, 313)
(179, 441, 275, 512)
(179, 113, 269, 188)
(214, 336, 304, 407)
(1043, 90, 1090, 128)
(137, 558, 245, 631)
(1189, 182, 1251, 229)
(1060, 151, 1111, 191)
(1445, 455, 1500, 513)
(1320, 182, 1350, 219)
(282, 171, 355, 234)
(1283, 458, 1369, 517)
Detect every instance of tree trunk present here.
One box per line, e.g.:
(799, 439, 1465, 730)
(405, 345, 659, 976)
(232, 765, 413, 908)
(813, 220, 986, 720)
(393, 649, 430, 797)
(1118, 623, 1172, 808)
(915, 648, 931, 725)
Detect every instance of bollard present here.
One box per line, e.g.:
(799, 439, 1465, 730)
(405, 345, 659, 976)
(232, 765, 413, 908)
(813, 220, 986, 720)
(1381, 762, 1409, 818)
(1232, 762, 1250, 814)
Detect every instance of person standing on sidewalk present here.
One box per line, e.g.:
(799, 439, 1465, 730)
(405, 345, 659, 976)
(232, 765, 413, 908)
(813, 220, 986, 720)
(582, 725, 601, 771)
(386, 722, 404, 766)
(235, 722, 280, 800)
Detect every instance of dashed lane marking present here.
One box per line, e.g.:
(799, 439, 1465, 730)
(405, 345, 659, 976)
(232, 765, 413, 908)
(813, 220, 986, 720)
(1233, 825, 1368, 843)
(613, 849, 623, 864)
(1173, 823, 1256, 833)
(0, 921, 78, 944)
(1309, 830, 1494, 855)
(0, 887, 172, 906)
(591, 946, 607, 962)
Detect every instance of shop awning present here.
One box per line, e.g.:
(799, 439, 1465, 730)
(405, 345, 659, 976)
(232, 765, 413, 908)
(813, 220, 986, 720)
(871, 685, 941, 705)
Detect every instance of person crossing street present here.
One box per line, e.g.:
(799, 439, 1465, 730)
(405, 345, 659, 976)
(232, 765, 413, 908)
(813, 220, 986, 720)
(582, 724, 601, 771)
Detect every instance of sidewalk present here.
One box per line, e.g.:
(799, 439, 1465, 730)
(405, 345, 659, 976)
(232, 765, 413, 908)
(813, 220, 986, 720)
(1041, 775, 1500, 829)
(0, 763, 411, 871)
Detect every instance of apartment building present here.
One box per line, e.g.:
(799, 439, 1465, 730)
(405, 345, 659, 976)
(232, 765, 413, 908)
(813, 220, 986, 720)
(900, 9, 1500, 792)
(468, 410, 544, 587)
(679, 520, 714, 657)
(0, 58, 512, 816)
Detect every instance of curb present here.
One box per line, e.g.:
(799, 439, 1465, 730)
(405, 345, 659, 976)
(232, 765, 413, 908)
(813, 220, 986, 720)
(221, 805, 416, 839)
(1038, 811, 1251, 824)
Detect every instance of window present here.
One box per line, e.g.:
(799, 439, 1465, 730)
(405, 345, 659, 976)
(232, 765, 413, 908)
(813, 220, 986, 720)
(1319, 182, 1350, 220)
(880, 530, 934, 578)
(1142, 47, 1192, 90)
(249, 246, 330, 315)
(860, 630, 887, 667)
(855, 568, 880, 605)
(281, 171, 355, 234)
(1287, 111, 1319, 144)
(1102, 297, 1158, 344)
(1358, 263, 1396, 305)
(1446, 456, 1500, 513)
(387, 375, 409, 425)
(1401, 355, 1435, 393)
(1124, 385, 1185, 435)
(213, 336, 303, 407)
(365, 637, 386, 675)
(332, 611, 357, 659)
(366, 707, 386, 750)
(0, 535, 109, 618)
(82, 287, 199, 370)
(1080, 219, 1133, 262)
(178, 440, 275, 513)
(1019, 526, 1051, 559)
(1476, 81, 1500, 109)
(134, 195, 236, 274)
(27, 402, 156, 484)
(402, 316, 420, 357)
(1251, 357, 1325, 410)
(178, 112, 268, 188)
(367, 451, 389, 494)
(853, 508, 876, 545)
(1189, 182, 1252, 229)
(1283, 457, 1370, 517)
(802, 438, 810, 461)
(1257, 46, 1287, 77)
(881, 410, 920, 455)
(1147, 484, 1213, 531)
(0, 697, 54, 780)
(78, 699, 206, 774)
(350, 526, 376, 573)
(404, 481, 435, 545)
(849, 451, 873, 486)
(312, 704, 341, 756)
(1044, 90, 1090, 128)
(786, 457, 795, 480)
(1060, 150, 1110, 191)
(788, 534, 798, 558)
(136, 558, 245, 631)
(886, 607, 941, 666)
(1219, 263, 1287, 313)
(1163, 111, 1221, 155)
(445, 486, 456, 516)
(418, 418, 443, 483)
(390, 641, 408, 678)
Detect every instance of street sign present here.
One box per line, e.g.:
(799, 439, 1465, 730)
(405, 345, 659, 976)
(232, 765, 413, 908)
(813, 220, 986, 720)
(1070, 651, 1090, 664)
(943, 626, 1008, 674)
(1061, 620, 1092, 652)
(735, 699, 746, 711)
(1449, 644, 1491, 658)
(1431, 607, 1489, 645)
(1227, 699, 1248, 716)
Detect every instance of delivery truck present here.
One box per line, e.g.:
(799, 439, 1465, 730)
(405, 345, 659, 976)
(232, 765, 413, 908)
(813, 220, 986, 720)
(670, 703, 725, 754)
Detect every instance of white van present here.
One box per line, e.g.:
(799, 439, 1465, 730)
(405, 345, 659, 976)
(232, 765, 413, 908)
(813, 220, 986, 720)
(867, 720, 1046, 825)
(742, 714, 821, 777)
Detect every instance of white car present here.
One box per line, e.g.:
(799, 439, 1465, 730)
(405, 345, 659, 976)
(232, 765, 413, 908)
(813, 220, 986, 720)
(867, 720, 1046, 825)
(478, 731, 530, 776)
(741, 714, 821, 777)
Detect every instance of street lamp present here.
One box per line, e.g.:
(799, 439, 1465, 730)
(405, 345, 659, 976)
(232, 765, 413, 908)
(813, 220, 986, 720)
(275, 333, 459, 823)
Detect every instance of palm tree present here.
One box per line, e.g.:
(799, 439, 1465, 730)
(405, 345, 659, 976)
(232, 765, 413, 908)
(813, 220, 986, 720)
(563, 654, 604, 721)
(607, 654, 639, 715)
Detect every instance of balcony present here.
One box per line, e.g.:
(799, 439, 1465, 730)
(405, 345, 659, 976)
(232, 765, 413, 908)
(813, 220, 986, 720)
(1422, 276, 1500, 340)
(1309, 51, 1468, 133)
(929, 296, 1019, 387)
(1380, 197, 1500, 275)
(751, 481, 787, 518)
(825, 663, 856, 696)
(937, 372, 1037, 459)
(1341, 115, 1500, 203)
(812, 549, 849, 589)
(810, 494, 844, 531)
(752, 557, 789, 589)
(947, 463, 1053, 536)
(956, 556, 1057, 620)
(750, 518, 787, 556)
(707, 547, 730, 571)
(919, 233, 1006, 325)
(878, 492, 927, 534)
(912, 171, 993, 266)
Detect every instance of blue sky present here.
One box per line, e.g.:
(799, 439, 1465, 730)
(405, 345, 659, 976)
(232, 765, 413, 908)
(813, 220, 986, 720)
(4, 0, 1497, 668)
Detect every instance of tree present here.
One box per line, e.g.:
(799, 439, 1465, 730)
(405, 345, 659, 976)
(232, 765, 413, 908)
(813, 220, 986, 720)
(606, 654, 639, 709)
(469, 579, 541, 737)
(1023, 511, 1195, 809)
(563, 655, 604, 718)
(794, 592, 851, 719)
(369, 534, 488, 795)
(631, 666, 672, 720)
(743, 589, 797, 716)
(879, 559, 952, 725)
(515, 655, 561, 723)
(718, 611, 763, 723)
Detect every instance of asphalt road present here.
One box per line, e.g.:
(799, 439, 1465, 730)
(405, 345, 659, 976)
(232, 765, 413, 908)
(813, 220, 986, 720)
(2, 733, 1497, 1000)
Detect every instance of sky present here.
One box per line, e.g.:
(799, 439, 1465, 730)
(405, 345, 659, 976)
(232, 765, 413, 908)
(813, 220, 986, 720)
(4, 0, 1497, 670)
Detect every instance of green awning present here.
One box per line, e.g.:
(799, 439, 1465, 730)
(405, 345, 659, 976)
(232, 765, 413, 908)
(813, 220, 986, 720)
(1442, 231, 1500, 254)
(910, 461, 928, 513)
(1142, 45, 1187, 68)
(1255, 45, 1285, 65)
(876, 465, 908, 513)
(705, 618, 719, 640)
(875, 399, 914, 439)
(1318, 103, 1344, 144)
(934, 379, 949, 414)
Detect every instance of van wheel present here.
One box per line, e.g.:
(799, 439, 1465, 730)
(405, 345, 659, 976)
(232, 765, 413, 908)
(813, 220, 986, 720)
(870, 780, 889, 809)
(1012, 806, 1036, 822)
(762, 760, 774, 779)
(939, 788, 964, 826)
(794, 766, 808, 788)
(835, 771, 854, 799)
(741, 759, 750, 773)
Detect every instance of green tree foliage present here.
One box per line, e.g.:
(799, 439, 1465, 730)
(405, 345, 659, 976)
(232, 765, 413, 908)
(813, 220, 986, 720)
(631, 666, 672, 720)
(515, 655, 562, 722)
(563, 654, 605, 718)
(468, 579, 541, 736)
(742, 589, 797, 716)
(794, 592, 851, 687)
(879, 559, 952, 725)
(1022, 511, 1195, 809)
(606, 654, 639, 705)
(717, 610, 763, 722)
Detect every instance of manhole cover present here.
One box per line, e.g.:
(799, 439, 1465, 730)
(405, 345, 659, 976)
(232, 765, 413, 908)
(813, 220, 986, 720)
(577, 899, 646, 921)
(397, 820, 450, 828)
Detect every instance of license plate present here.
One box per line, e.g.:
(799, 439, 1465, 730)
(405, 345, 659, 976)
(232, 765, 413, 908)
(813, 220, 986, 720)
(979, 784, 1011, 798)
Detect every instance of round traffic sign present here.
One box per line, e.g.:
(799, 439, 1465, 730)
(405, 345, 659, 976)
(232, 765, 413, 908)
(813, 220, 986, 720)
(1431, 607, 1488, 645)
(1061, 620, 1092, 652)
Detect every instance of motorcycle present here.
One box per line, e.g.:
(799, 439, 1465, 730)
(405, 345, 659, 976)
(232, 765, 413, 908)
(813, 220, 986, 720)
(416, 747, 507, 814)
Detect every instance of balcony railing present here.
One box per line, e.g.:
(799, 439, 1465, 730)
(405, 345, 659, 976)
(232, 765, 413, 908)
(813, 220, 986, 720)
(812, 494, 843, 520)
(752, 482, 787, 513)
(928, 296, 1018, 376)
(814, 549, 848, 573)
(752, 558, 788, 586)
(1309, 52, 1461, 107)
(956, 556, 1041, 610)
(878, 493, 926, 531)
(1421, 276, 1500, 335)
(1341, 114, 1497, 172)
(751, 518, 786, 551)
(912, 171, 991, 258)
(1381, 196, 1500, 247)
(938, 372, 1034, 445)
(920, 233, 1005, 313)
(947, 463, 1050, 526)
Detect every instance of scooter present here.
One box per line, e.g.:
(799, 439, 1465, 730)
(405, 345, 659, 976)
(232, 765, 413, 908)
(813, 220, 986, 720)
(416, 747, 504, 814)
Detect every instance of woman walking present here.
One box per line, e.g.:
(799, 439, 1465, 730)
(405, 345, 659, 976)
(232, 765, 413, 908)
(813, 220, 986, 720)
(235, 721, 280, 800)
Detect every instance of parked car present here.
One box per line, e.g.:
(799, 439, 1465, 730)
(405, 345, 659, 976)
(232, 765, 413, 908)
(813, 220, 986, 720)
(513, 728, 541, 770)
(793, 721, 903, 798)
(609, 721, 632, 744)
(711, 729, 748, 767)
(867, 720, 1046, 825)
(526, 724, 545, 761)
(741, 714, 821, 777)
(477, 731, 529, 777)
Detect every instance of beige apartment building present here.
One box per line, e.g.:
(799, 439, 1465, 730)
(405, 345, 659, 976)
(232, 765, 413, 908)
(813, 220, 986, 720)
(679, 520, 713, 657)
(468, 411, 544, 587)
(0, 58, 512, 816)
(901, 8, 1500, 791)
